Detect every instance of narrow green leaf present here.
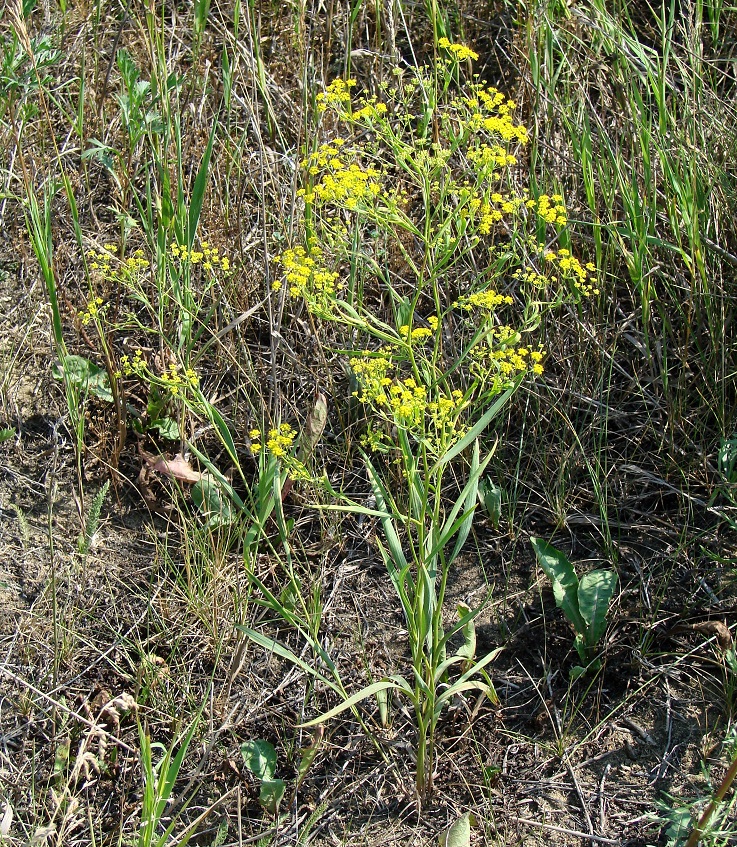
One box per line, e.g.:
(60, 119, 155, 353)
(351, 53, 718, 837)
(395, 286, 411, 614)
(300, 678, 408, 727)
(431, 383, 514, 473)
(365, 457, 408, 570)
(187, 117, 218, 248)
(236, 627, 337, 692)
(448, 440, 488, 564)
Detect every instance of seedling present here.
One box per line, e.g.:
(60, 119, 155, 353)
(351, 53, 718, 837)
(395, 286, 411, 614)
(240, 740, 286, 815)
(530, 537, 618, 676)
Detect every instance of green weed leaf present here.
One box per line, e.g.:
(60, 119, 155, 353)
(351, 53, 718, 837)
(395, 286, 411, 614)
(300, 678, 411, 727)
(455, 602, 476, 663)
(258, 779, 285, 814)
(530, 537, 586, 635)
(192, 477, 234, 528)
(240, 739, 276, 782)
(478, 477, 503, 528)
(149, 417, 180, 440)
(578, 569, 618, 647)
(53, 355, 113, 402)
(439, 811, 475, 846)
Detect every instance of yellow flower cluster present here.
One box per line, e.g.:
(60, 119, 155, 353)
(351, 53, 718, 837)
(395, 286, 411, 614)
(458, 190, 526, 234)
(427, 390, 467, 437)
(547, 248, 599, 296)
(387, 377, 427, 429)
(300, 154, 383, 209)
(515, 247, 599, 297)
(438, 38, 479, 62)
(398, 316, 438, 343)
(316, 78, 356, 113)
(301, 139, 348, 172)
(351, 352, 393, 403)
(352, 98, 389, 122)
(352, 355, 469, 453)
(116, 349, 145, 378)
(455, 289, 514, 311)
(527, 194, 567, 226)
(87, 245, 149, 283)
(273, 245, 340, 305)
(79, 296, 104, 326)
(249, 423, 296, 457)
(159, 362, 199, 396)
(170, 241, 230, 272)
(467, 144, 518, 170)
(471, 331, 545, 385)
(462, 86, 528, 145)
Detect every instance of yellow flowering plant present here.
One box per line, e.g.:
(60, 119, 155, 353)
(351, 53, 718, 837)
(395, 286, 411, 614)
(250, 44, 601, 804)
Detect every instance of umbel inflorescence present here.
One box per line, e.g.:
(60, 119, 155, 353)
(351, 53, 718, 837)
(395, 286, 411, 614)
(270, 42, 598, 455)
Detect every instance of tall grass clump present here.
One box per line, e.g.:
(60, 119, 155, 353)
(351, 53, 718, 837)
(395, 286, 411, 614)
(520, 0, 737, 448)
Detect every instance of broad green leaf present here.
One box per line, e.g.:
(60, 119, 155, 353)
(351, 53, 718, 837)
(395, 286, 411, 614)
(0, 428, 15, 443)
(297, 392, 328, 463)
(376, 687, 390, 727)
(53, 355, 113, 402)
(192, 477, 234, 528)
(186, 442, 246, 511)
(718, 436, 737, 483)
(570, 665, 587, 680)
(578, 569, 618, 646)
(259, 779, 285, 814)
(439, 812, 475, 847)
(438, 602, 484, 654)
(530, 537, 586, 635)
(297, 727, 324, 786)
(478, 477, 503, 528)
(149, 417, 180, 440)
(240, 739, 276, 782)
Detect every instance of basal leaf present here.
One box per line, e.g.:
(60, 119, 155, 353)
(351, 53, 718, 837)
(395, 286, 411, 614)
(530, 537, 586, 635)
(53, 355, 113, 402)
(578, 569, 618, 646)
(192, 477, 234, 528)
(259, 779, 285, 814)
(240, 739, 276, 782)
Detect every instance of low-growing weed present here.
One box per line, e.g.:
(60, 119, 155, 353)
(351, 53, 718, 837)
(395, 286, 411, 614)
(531, 536, 618, 676)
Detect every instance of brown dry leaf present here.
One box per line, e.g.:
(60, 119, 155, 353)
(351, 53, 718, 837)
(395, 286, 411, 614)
(143, 450, 202, 484)
(689, 620, 733, 650)
(298, 391, 328, 463)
